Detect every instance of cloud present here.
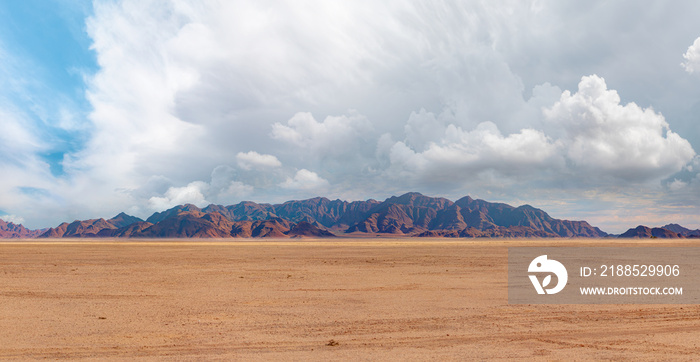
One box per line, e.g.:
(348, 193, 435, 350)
(682, 37, 700, 74)
(208, 165, 254, 202)
(270, 111, 378, 187)
(271, 111, 373, 155)
(403, 109, 448, 151)
(385, 122, 561, 185)
(74, 2, 700, 199)
(236, 151, 281, 170)
(0, 107, 45, 165)
(0, 107, 63, 228)
(0, 214, 26, 225)
(544, 75, 695, 181)
(667, 179, 688, 191)
(148, 181, 209, 211)
(146, 165, 254, 211)
(218, 181, 254, 201)
(280, 169, 330, 191)
(663, 156, 700, 202)
(382, 75, 695, 189)
(146, 176, 254, 212)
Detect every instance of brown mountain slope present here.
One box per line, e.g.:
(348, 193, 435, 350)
(202, 212, 235, 232)
(250, 218, 292, 238)
(230, 221, 254, 238)
(65, 218, 117, 237)
(345, 192, 605, 237)
(661, 223, 700, 237)
(145, 204, 203, 224)
(618, 226, 682, 239)
(0, 219, 43, 238)
(39, 219, 117, 238)
(346, 192, 453, 234)
(202, 202, 277, 221)
(112, 221, 154, 237)
(137, 211, 231, 238)
(287, 221, 336, 238)
(39, 222, 70, 238)
(452, 196, 606, 237)
(108, 212, 144, 228)
(273, 197, 380, 229)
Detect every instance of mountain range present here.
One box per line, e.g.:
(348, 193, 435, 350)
(0, 192, 696, 239)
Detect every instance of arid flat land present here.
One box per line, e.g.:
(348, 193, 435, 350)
(1, 238, 699, 360)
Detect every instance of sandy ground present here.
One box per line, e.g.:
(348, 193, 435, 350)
(0, 238, 699, 360)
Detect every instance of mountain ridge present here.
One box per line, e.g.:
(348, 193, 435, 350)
(0, 192, 609, 239)
(3, 192, 693, 239)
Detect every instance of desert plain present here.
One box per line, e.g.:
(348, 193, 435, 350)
(0, 238, 699, 360)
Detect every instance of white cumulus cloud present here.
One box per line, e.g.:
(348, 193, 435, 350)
(382, 75, 696, 188)
(218, 181, 254, 201)
(236, 151, 281, 170)
(544, 75, 695, 181)
(146, 165, 255, 212)
(682, 37, 700, 74)
(386, 122, 561, 183)
(148, 181, 209, 211)
(280, 169, 330, 191)
(271, 111, 373, 155)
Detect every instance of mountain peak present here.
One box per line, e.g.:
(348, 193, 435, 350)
(109, 212, 144, 228)
(660, 223, 700, 237)
(385, 192, 444, 206)
(399, 191, 423, 197)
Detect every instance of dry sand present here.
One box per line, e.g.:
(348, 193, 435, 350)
(0, 238, 699, 360)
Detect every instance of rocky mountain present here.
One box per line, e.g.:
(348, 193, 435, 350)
(40, 218, 117, 238)
(2, 192, 619, 239)
(346, 192, 606, 237)
(0, 219, 44, 238)
(135, 211, 231, 238)
(146, 204, 203, 224)
(273, 197, 380, 230)
(347, 193, 451, 234)
(232, 218, 291, 238)
(661, 224, 700, 237)
(618, 225, 682, 239)
(287, 221, 336, 238)
(33, 208, 337, 239)
(37, 212, 146, 238)
(109, 212, 144, 228)
(111, 221, 154, 237)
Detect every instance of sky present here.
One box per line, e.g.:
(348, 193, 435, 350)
(1, 0, 700, 233)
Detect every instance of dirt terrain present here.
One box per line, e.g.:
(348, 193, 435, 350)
(0, 239, 698, 360)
